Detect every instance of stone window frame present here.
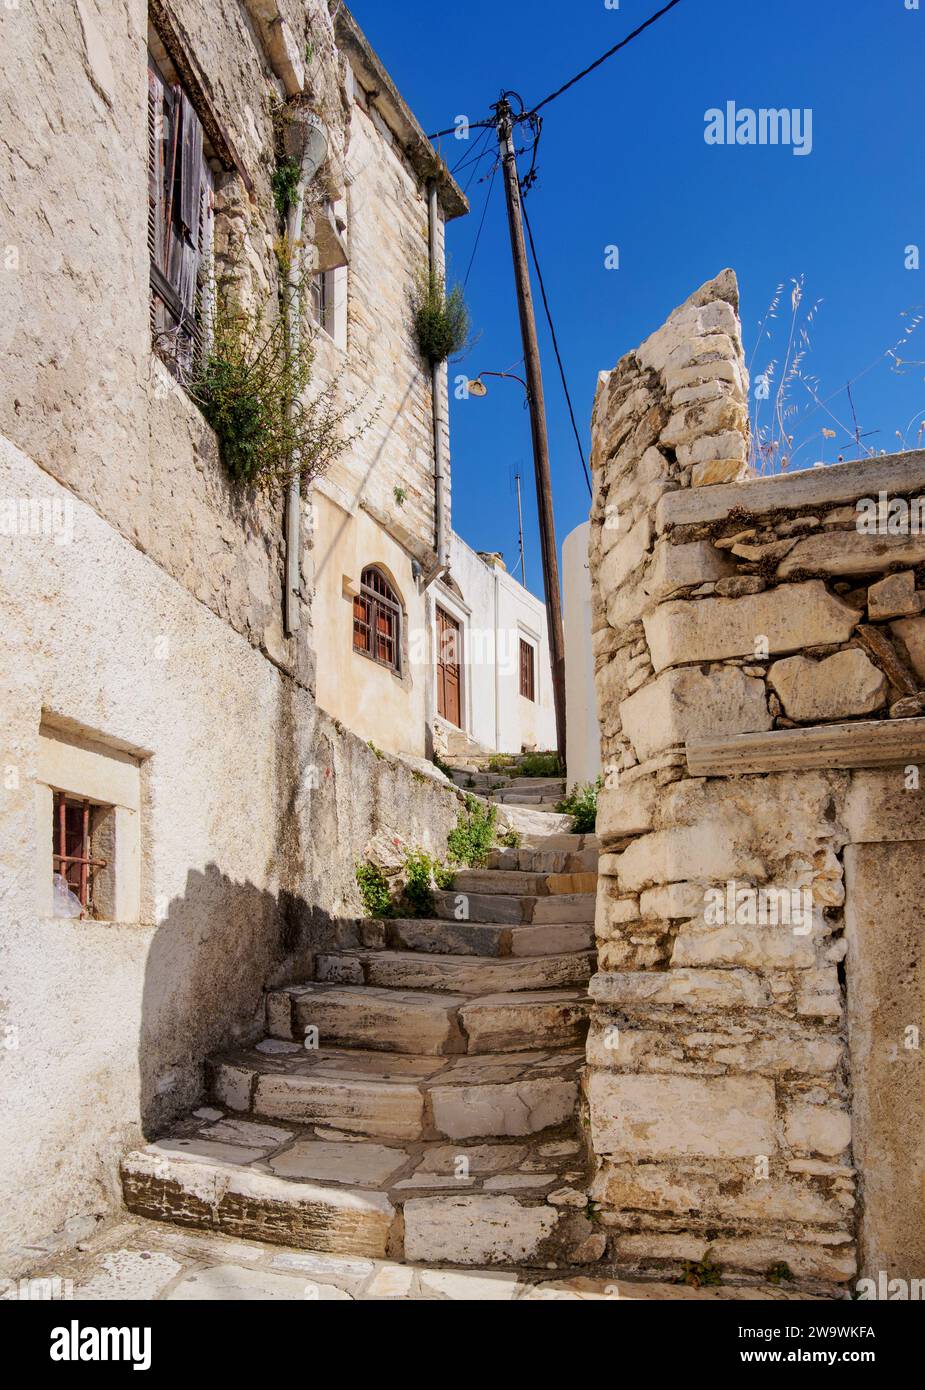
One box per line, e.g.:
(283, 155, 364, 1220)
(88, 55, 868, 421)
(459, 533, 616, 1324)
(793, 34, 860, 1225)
(35, 722, 143, 925)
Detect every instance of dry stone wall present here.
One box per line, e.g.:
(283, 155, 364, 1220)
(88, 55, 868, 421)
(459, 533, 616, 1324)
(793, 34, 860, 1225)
(587, 270, 925, 1290)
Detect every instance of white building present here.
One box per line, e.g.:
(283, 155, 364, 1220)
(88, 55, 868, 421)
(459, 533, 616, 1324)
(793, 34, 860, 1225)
(432, 533, 557, 756)
(563, 520, 602, 787)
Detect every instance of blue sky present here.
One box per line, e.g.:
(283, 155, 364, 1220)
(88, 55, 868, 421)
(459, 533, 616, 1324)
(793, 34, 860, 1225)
(350, 0, 925, 599)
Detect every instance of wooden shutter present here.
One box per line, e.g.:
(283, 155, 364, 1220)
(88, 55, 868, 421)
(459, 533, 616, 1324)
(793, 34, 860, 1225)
(147, 68, 165, 270)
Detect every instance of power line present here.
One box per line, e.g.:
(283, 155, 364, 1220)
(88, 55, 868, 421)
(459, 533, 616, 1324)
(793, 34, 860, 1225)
(430, 1, 686, 145)
(520, 195, 592, 497)
(450, 123, 492, 179)
(531, 0, 686, 114)
(463, 156, 499, 288)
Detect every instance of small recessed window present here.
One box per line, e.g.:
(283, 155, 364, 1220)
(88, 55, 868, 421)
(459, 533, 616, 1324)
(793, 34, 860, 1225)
(519, 639, 536, 702)
(51, 793, 111, 919)
(353, 567, 402, 675)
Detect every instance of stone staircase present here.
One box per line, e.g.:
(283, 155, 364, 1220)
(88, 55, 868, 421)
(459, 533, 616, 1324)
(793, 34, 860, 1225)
(121, 782, 601, 1270)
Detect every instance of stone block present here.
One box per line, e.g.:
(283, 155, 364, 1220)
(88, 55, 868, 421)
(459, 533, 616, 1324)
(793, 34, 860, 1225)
(671, 920, 817, 970)
(639, 881, 706, 920)
(611, 822, 764, 892)
(784, 1102, 852, 1158)
(619, 666, 771, 761)
(644, 582, 860, 672)
(647, 538, 735, 598)
(890, 615, 925, 682)
(596, 779, 657, 839)
(867, 570, 925, 621)
(587, 1072, 776, 1158)
(403, 1195, 558, 1266)
(768, 649, 888, 721)
(777, 531, 925, 579)
(590, 966, 770, 1011)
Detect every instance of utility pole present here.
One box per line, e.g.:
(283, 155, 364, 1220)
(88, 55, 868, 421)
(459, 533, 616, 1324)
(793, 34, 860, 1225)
(514, 471, 526, 584)
(496, 100, 567, 769)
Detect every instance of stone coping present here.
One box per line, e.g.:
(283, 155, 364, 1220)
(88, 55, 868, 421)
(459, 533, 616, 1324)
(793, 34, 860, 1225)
(686, 717, 925, 776)
(657, 450, 925, 530)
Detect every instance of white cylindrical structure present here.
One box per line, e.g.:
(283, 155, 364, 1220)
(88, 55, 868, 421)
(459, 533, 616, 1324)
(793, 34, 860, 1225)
(562, 520, 601, 788)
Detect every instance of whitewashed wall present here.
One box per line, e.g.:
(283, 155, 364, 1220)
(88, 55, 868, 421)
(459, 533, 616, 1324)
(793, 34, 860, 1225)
(436, 534, 557, 755)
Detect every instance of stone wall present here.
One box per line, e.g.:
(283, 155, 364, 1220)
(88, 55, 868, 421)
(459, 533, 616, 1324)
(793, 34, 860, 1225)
(0, 433, 462, 1269)
(0, 0, 467, 1269)
(587, 269, 925, 1290)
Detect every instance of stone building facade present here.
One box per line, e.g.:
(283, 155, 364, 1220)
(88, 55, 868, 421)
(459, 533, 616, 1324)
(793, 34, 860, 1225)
(0, 1, 465, 1268)
(586, 270, 925, 1291)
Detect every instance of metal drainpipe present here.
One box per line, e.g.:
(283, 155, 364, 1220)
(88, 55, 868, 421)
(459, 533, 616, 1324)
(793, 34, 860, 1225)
(284, 113, 328, 637)
(428, 180, 449, 572)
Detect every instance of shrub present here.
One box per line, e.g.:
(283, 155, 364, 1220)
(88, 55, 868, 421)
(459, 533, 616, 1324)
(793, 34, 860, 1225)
(191, 290, 373, 491)
(556, 780, 600, 834)
(355, 862, 394, 919)
(411, 268, 470, 365)
(496, 827, 521, 849)
(447, 795, 497, 868)
(271, 156, 301, 222)
(402, 850, 440, 918)
(518, 752, 561, 778)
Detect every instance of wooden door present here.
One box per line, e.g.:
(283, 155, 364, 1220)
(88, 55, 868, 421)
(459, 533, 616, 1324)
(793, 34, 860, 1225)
(436, 607, 462, 727)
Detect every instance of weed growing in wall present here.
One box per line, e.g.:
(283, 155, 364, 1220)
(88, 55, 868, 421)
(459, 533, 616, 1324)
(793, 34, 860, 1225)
(411, 267, 471, 365)
(446, 795, 497, 868)
(190, 290, 373, 490)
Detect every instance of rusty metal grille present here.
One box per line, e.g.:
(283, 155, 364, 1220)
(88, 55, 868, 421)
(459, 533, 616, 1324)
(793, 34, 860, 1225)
(520, 638, 536, 702)
(52, 793, 107, 917)
(353, 567, 402, 674)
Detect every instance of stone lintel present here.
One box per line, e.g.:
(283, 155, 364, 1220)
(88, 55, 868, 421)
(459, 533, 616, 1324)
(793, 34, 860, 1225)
(656, 450, 925, 530)
(686, 717, 925, 776)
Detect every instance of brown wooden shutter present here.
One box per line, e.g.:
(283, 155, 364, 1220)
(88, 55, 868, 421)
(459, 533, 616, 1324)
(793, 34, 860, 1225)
(147, 68, 165, 270)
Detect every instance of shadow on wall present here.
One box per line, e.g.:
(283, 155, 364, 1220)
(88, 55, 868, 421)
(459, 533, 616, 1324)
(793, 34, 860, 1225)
(138, 865, 308, 1138)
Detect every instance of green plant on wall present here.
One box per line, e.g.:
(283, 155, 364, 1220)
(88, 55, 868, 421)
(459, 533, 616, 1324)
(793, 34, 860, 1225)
(271, 156, 302, 222)
(355, 862, 394, 918)
(190, 288, 373, 490)
(446, 795, 497, 868)
(411, 267, 471, 365)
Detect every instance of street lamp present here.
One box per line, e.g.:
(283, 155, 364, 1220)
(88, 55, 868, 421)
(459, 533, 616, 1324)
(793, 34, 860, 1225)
(465, 371, 530, 402)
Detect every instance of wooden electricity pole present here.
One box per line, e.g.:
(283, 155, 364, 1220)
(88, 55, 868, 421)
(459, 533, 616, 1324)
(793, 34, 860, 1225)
(496, 101, 567, 769)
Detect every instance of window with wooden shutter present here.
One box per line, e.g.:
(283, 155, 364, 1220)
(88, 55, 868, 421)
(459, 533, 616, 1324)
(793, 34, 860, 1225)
(147, 49, 214, 381)
(519, 639, 536, 702)
(353, 568, 402, 675)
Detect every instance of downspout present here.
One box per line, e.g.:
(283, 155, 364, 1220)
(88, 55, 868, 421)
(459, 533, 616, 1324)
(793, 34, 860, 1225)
(427, 180, 449, 574)
(283, 111, 328, 637)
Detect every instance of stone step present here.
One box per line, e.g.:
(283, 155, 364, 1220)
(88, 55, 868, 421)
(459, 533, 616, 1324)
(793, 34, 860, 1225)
(433, 889, 596, 925)
(451, 868, 597, 897)
(497, 805, 574, 836)
(488, 792, 562, 806)
(121, 1104, 592, 1265)
(485, 845, 599, 874)
(267, 983, 591, 1054)
(208, 1044, 586, 1141)
(366, 917, 594, 959)
(314, 948, 595, 995)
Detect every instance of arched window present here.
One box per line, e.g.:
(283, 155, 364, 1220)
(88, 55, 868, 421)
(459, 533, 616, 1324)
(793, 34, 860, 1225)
(353, 566, 402, 674)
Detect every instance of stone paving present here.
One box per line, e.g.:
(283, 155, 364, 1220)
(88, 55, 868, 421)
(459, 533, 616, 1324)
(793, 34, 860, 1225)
(7, 1216, 820, 1301)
